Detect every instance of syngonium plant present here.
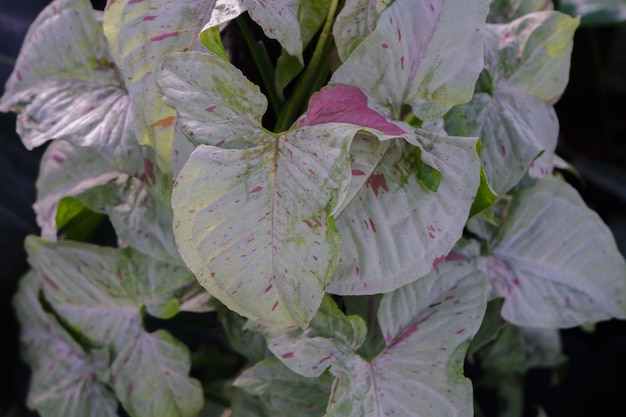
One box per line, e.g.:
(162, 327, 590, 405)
(2, 0, 625, 416)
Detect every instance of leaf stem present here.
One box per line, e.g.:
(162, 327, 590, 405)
(274, 0, 339, 132)
(236, 17, 283, 119)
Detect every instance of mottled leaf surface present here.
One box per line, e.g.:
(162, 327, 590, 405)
(103, 0, 217, 172)
(445, 11, 579, 195)
(171, 124, 355, 328)
(327, 130, 481, 295)
(479, 179, 626, 327)
(13, 272, 117, 417)
(0, 0, 148, 176)
(265, 262, 488, 417)
(332, 0, 489, 121)
(25, 238, 203, 417)
(35, 140, 182, 265)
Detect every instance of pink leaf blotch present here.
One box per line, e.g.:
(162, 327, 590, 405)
(298, 84, 406, 136)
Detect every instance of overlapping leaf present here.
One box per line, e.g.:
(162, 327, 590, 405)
(35, 140, 182, 265)
(264, 261, 488, 417)
(234, 357, 333, 417)
(445, 11, 579, 195)
(331, 0, 489, 121)
(327, 130, 481, 295)
(25, 238, 203, 417)
(103, 0, 217, 173)
(0, 0, 149, 177)
(159, 52, 367, 328)
(478, 179, 626, 327)
(13, 272, 118, 417)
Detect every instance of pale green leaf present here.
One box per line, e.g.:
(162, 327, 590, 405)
(327, 130, 481, 295)
(25, 238, 203, 417)
(445, 11, 579, 195)
(13, 272, 117, 417)
(275, 0, 332, 94)
(559, 0, 626, 25)
(171, 123, 356, 328)
(109, 329, 204, 417)
(332, 0, 394, 61)
(234, 356, 333, 417)
(479, 178, 626, 327)
(103, 0, 217, 173)
(207, 0, 246, 27)
(489, 0, 554, 23)
(0, 0, 152, 178)
(230, 388, 272, 417)
(479, 325, 565, 372)
(266, 262, 488, 417)
(218, 305, 271, 363)
(331, 0, 489, 121)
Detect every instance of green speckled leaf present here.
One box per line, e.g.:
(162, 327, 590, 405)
(327, 129, 481, 295)
(489, 0, 554, 23)
(265, 262, 488, 417)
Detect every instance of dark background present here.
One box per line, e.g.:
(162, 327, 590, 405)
(1, 1, 625, 416)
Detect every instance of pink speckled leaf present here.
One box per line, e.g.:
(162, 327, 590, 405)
(25, 237, 203, 417)
(327, 129, 481, 295)
(171, 123, 357, 328)
(331, 0, 489, 121)
(13, 272, 117, 417)
(445, 12, 579, 195)
(264, 261, 488, 417)
(103, 0, 217, 173)
(479, 178, 626, 327)
(0, 0, 149, 178)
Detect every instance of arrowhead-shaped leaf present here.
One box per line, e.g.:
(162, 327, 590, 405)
(171, 124, 356, 328)
(327, 130, 481, 295)
(445, 11, 579, 195)
(331, 0, 489, 121)
(0, 0, 150, 177)
(25, 238, 203, 417)
(265, 261, 488, 417)
(13, 272, 118, 417)
(479, 178, 626, 327)
(103, 0, 216, 172)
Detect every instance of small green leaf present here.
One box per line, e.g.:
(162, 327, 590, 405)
(559, 0, 626, 26)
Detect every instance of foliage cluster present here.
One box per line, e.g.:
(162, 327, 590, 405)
(2, 0, 626, 416)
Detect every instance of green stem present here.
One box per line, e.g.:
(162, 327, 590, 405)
(274, 0, 339, 132)
(236, 17, 283, 119)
